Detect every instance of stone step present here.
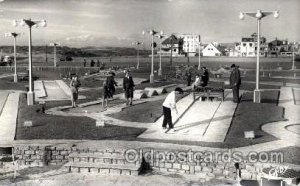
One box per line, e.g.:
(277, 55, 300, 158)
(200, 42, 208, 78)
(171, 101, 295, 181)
(69, 152, 124, 158)
(64, 162, 141, 175)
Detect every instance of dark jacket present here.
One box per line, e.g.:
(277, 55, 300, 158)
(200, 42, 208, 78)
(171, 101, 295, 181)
(106, 76, 117, 91)
(201, 70, 209, 86)
(123, 76, 134, 90)
(230, 67, 241, 87)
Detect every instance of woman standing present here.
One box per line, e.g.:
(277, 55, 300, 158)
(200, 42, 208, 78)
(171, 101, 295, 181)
(70, 75, 81, 107)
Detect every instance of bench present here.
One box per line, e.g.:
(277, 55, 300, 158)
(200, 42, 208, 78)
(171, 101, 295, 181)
(191, 86, 224, 101)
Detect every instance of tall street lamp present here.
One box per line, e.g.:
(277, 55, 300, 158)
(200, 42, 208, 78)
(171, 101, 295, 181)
(5, 32, 22, 83)
(13, 19, 47, 105)
(197, 37, 201, 70)
(142, 29, 162, 83)
(292, 42, 298, 70)
(50, 42, 59, 67)
(155, 33, 166, 76)
(133, 41, 143, 70)
(239, 10, 279, 103)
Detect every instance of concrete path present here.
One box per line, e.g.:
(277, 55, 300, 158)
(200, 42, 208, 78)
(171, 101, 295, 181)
(35, 80, 86, 102)
(0, 73, 13, 79)
(0, 91, 9, 115)
(201, 91, 238, 142)
(0, 91, 20, 142)
(262, 86, 300, 146)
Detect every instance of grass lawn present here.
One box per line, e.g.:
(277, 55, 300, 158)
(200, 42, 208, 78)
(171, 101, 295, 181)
(16, 93, 145, 140)
(0, 77, 28, 91)
(224, 91, 283, 146)
(108, 99, 164, 123)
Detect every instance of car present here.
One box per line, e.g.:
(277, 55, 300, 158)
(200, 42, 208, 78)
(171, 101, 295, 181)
(0, 56, 13, 66)
(59, 56, 73, 61)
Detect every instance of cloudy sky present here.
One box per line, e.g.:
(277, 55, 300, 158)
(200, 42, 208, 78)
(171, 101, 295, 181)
(0, 0, 299, 48)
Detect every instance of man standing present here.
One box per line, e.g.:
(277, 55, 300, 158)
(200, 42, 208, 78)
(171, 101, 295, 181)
(162, 87, 183, 133)
(229, 64, 241, 103)
(201, 67, 209, 87)
(123, 70, 135, 105)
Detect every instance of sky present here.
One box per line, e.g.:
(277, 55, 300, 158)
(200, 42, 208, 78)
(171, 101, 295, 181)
(0, 0, 299, 48)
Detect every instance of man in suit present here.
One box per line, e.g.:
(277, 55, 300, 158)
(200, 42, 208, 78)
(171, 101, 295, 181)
(200, 66, 209, 87)
(123, 70, 135, 105)
(229, 64, 241, 103)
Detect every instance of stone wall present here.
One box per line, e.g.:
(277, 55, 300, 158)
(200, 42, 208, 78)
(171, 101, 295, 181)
(13, 145, 72, 167)
(12, 145, 288, 181)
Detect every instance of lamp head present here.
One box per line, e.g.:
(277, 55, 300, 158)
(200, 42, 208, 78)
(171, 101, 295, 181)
(40, 20, 47, 27)
(12, 20, 18, 27)
(150, 30, 154, 35)
(239, 12, 245, 20)
(256, 10, 262, 19)
(160, 30, 164, 35)
(274, 11, 279, 19)
(20, 19, 26, 26)
(142, 30, 145, 35)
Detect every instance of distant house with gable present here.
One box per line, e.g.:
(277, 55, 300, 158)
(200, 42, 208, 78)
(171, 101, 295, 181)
(159, 35, 184, 57)
(202, 42, 224, 56)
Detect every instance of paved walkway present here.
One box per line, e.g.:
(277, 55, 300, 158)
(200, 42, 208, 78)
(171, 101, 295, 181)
(262, 86, 300, 146)
(0, 91, 20, 142)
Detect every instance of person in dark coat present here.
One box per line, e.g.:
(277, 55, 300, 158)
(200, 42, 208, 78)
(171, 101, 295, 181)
(186, 71, 192, 86)
(102, 82, 111, 110)
(83, 59, 86, 67)
(106, 72, 118, 98)
(229, 64, 241, 103)
(70, 75, 81, 107)
(123, 70, 135, 105)
(97, 59, 100, 67)
(200, 67, 209, 87)
(90, 59, 95, 67)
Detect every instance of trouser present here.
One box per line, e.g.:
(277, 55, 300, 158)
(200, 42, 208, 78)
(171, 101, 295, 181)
(232, 86, 240, 103)
(162, 106, 173, 129)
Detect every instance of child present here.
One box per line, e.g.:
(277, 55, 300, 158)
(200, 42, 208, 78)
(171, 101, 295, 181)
(102, 82, 110, 110)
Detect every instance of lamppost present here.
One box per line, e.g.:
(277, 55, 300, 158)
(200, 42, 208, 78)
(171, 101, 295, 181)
(50, 42, 59, 67)
(4, 32, 22, 83)
(155, 33, 166, 76)
(197, 37, 201, 70)
(13, 19, 47, 105)
(292, 42, 298, 70)
(239, 10, 279, 103)
(142, 29, 162, 83)
(133, 41, 143, 70)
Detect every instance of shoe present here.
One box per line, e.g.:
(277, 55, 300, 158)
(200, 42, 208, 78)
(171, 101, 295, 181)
(168, 129, 176, 134)
(130, 102, 133, 106)
(162, 127, 167, 130)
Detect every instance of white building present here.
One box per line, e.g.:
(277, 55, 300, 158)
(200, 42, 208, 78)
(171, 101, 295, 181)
(202, 43, 222, 56)
(179, 34, 200, 56)
(240, 33, 267, 57)
(229, 43, 241, 57)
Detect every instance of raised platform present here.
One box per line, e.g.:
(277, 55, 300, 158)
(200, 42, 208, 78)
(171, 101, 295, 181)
(138, 90, 238, 142)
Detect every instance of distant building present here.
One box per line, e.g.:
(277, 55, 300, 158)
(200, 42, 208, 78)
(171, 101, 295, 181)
(240, 33, 267, 57)
(268, 38, 292, 56)
(179, 34, 200, 56)
(202, 43, 224, 56)
(159, 35, 184, 57)
(229, 43, 241, 57)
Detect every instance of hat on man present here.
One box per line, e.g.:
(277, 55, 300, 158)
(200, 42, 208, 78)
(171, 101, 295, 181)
(174, 87, 184, 94)
(231, 64, 236, 68)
